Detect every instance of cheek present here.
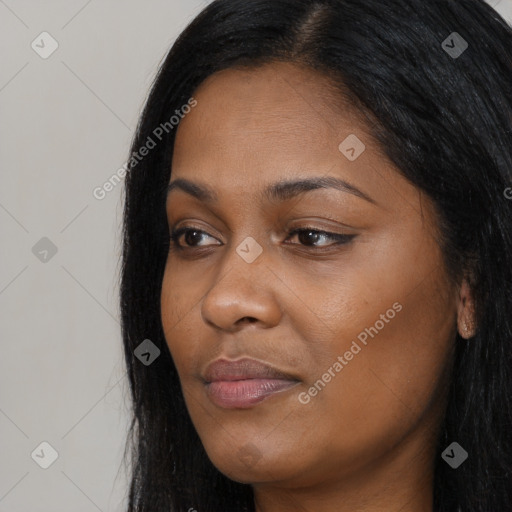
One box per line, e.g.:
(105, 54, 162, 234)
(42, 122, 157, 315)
(299, 263, 455, 458)
(286, 235, 456, 446)
(160, 266, 204, 376)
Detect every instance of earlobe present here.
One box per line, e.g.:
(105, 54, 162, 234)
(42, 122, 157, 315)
(456, 279, 476, 339)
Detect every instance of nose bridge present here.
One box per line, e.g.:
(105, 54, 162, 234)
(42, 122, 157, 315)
(200, 233, 282, 329)
(226, 228, 271, 287)
(213, 231, 268, 300)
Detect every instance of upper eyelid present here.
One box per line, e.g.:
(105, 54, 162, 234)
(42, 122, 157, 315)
(168, 211, 354, 233)
(169, 225, 345, 236)
(170, 225, 221, 240)
(167, 206, 355, 231)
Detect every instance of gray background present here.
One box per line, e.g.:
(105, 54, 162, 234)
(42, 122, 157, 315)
(1, 1, 511, 510)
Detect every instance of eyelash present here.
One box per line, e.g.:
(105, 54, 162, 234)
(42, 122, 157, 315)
(168, 226, 355, 252)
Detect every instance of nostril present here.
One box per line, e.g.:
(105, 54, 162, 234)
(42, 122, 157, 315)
(238, 317, 258, 325)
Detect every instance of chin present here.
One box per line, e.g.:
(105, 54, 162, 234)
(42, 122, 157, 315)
(206, 442, 304, 485)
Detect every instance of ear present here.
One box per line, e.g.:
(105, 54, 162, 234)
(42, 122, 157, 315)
(456, 278, 477, 339)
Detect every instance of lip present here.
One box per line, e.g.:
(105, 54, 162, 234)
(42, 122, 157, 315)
(203, 358, 300, 409)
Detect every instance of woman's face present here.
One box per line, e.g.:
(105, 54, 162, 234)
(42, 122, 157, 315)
(161, 61, 460, 491)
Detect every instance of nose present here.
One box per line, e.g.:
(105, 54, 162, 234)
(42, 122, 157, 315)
(200, 246, 283, 332)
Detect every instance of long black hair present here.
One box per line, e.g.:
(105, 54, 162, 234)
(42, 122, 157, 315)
(119, 1, 512, 510)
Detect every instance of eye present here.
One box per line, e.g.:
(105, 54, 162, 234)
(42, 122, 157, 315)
(285, 227, 355, 248)
(168, 225, 355, 251)
(169, 227, 220, 249)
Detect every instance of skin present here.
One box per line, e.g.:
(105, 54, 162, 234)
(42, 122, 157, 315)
(160, 61, 476, 512)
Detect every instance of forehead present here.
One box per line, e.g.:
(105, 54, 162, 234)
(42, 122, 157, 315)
(176, 62, 366, 149)
(172, 61, 370, 165)
(169, 61, 411, 212)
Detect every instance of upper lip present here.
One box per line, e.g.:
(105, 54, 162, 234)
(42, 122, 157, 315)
(203, 357, 299, 383)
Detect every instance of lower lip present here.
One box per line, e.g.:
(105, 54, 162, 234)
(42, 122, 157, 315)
(205, 378, 299, 409)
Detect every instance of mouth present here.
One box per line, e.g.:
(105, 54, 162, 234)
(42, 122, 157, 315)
(203, 357, 300, 409)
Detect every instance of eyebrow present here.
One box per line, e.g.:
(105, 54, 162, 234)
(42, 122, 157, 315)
(166, 176, 377, 205)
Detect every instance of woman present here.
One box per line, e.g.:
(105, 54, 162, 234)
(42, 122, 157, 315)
(119, 0, 512, 510)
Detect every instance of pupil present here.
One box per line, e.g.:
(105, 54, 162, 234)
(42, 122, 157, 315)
(186, 231, 201, 245)
(300, 231, 319, 245)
